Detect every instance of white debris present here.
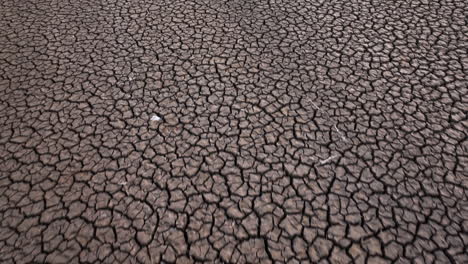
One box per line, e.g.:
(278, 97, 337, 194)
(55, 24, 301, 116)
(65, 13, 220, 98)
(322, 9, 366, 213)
(311, 102, 321, 111)
(150, 115, 161, 121)
(306, 98, 321, 111)
(320, 155, 339, 165)
(334, 124, 348, 142)
(118, 181, 127, 186)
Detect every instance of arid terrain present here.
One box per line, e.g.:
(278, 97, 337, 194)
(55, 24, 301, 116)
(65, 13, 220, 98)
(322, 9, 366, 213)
(0, 0, 467, 263)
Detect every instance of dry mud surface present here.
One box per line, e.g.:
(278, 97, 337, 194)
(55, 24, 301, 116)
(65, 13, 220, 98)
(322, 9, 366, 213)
(0, 0, 467, 263)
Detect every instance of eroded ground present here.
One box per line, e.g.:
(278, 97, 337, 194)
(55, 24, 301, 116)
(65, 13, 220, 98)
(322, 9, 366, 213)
(1, 0, 467, 263)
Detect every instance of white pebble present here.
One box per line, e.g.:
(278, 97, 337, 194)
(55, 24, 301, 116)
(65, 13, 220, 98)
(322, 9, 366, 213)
(151, 115, 161, 121)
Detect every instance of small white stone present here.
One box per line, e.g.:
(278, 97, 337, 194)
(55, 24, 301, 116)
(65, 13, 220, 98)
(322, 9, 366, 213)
(150, 115, 161, 121)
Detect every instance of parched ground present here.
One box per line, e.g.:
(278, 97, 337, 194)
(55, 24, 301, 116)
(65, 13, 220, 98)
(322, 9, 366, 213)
(0, 0, 467, 263)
